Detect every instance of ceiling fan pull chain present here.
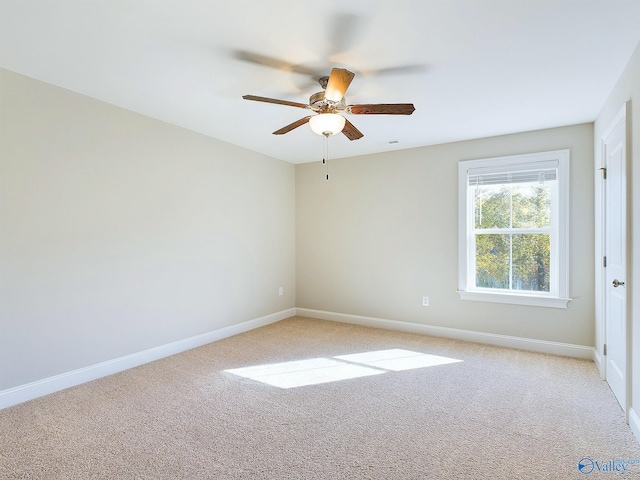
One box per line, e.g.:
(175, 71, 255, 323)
(323, 133, 330, 181)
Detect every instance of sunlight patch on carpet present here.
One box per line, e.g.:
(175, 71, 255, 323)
(225, 358, 383, 388)
(335, 348, 463, 371)
(224, 349, 462, 388)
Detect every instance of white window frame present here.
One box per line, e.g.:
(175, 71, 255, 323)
(457, 150, 571, 308)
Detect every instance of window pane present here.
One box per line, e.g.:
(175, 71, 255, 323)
(511, 183, 551, 228)
(475, 234, 509, 289)
(512, 234, 550, 292)
(474, 185, 510, 229)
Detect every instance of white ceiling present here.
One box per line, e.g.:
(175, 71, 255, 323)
(2, 0, 640, 164)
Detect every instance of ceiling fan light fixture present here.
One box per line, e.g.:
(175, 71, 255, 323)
(309, 113, 346, 137)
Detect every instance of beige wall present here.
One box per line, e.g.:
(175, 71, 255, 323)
(0, 64, 601, 395)
(296, 123, 594, 346)
(594, 42, 640, 425)
(0, 68, 296, 390)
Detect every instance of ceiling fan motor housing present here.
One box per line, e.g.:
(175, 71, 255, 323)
(310, 91, 346, 113)
(310, 91, 326, 108)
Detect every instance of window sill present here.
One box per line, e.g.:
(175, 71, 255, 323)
(457, 290, 571, 309)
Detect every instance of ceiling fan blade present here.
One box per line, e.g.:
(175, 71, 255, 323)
(232, 50, 322, 77)
(348, 103, 415, 115)
(324, 68, 355, 102)
(273, 116, 313, 135)
(342, 118, 364, 141)
(243, 95, 309, 109)
(361, 64, 428, 77)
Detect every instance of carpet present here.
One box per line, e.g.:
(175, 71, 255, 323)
(1, 316, 638, 479)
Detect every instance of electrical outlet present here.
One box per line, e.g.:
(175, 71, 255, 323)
(422, 296, 429, 306)
(279, 286, 284, 296)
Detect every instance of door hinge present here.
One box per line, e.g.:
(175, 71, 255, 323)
(603, 344, 607, 356)
(599, 167, 607, 179)
(603, 256, 607, 267)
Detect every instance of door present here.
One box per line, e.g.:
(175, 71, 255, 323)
(603, 106, 627, 411)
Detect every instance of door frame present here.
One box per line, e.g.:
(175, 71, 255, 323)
(595, 102, 630, 416)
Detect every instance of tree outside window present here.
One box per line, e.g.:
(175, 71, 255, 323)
(473, 181, 551, 292)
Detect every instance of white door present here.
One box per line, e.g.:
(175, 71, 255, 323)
(603, 106, 627, 411)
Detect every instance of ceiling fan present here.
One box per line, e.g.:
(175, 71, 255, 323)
(242, 67, 415, 140)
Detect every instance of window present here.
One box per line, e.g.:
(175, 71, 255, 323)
(458, 150, 570, 308)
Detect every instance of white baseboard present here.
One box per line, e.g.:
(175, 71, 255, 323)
(0, 308, 295, 410)
(592, 349, 604, 378)
(630, 408, 640, 443)
(296, 308, 594, 359)
(1, 307, 595, 411)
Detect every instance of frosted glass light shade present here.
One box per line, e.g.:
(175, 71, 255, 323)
(309, 113, 346, 136)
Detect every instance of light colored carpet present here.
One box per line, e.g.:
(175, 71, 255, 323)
(1, 316, 639, 479)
